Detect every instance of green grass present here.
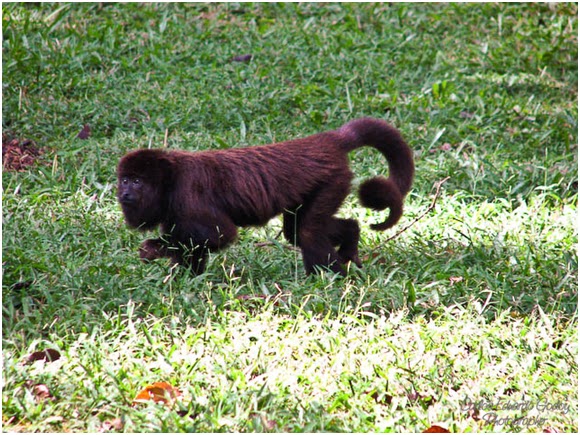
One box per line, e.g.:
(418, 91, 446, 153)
(2, 3, 577, 432)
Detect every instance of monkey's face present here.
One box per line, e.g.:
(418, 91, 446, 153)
(118, 175, 144, 205)
(117, 174, 165, 230)
(117, 149, 173, 230)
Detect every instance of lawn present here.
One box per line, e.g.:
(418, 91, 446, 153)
(2, 3, 577, 432)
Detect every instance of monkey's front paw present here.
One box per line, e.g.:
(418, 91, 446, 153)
(139, 239, 164, 262)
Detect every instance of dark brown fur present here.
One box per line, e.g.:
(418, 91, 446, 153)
(117, 118, 414, 275)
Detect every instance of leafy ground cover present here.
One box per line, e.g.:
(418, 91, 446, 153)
(2, 3, 577, 432)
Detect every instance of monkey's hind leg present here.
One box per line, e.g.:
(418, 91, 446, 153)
(181, 246, 209, 275)
(284, 208, 340, 273)
(296, 184, 352, 275)
(329, 218, 362, 268)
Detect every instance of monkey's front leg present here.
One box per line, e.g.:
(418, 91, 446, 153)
(139, 237, 193, 268)
(139, 238, 208, 274)
(167, 215, 238, 275)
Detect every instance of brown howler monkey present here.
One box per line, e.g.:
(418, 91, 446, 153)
(117, 118, 414, 276)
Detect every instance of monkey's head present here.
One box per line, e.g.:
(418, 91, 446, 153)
(117, 149, 173, 230)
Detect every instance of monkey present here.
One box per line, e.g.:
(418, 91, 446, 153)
(117, 118, 414, 276)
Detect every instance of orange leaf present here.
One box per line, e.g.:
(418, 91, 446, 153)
(132, 382, 181, 406)
(423, 425, 450, 433)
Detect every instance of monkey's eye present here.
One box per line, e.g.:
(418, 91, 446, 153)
(133, 178, 141, 186)
(121, 178, 129, 185)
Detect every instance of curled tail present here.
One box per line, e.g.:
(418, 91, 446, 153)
(338, 118, 414, 231)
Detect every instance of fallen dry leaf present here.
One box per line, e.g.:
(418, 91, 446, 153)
(132, 382, 181, 406)
(449, 276, 463, 285)
(236, 294, 269, 302)
(2, 135, 42, 171)
(232, 54, 252, 63)
(361, 251, 387, 265)
(77, 124, 91, 139)
(26, 349, 61, 364)
(24, 381, 55, 402)
(430, 143, 453, 153)
(368, 390, 393, 405)
(33, 384, 52, 401)
(423, 425, 450, 433)
(250, 413, 276, 431)
(12, 280, 33, 290)
(407, 391, 435, 407)
(99, 417, 124, 432)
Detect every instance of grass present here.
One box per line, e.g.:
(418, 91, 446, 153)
(2, 2, 578, 432)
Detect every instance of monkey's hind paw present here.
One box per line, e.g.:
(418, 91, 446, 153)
(338, 250, 363, 268)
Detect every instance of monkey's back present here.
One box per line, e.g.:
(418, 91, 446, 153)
(177, 132, 352, 226)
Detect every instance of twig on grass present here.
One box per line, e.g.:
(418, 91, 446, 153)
(163, 128, 169, 148)
(383, 176, 450, 243)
